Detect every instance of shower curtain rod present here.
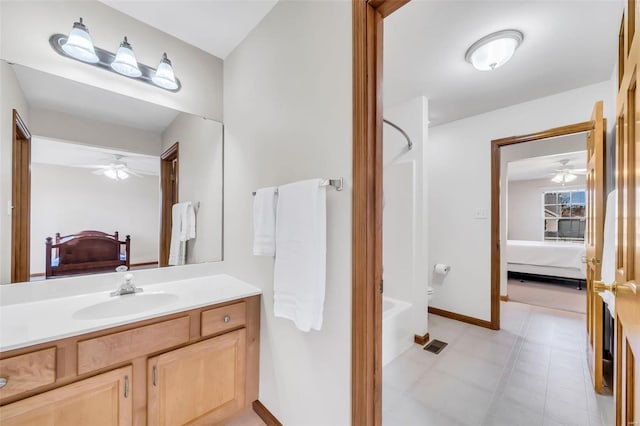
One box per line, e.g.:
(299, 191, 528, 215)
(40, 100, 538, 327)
(383, 119, 413, 150)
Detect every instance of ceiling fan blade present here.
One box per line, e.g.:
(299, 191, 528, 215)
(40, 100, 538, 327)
(91, 169, 105, 175)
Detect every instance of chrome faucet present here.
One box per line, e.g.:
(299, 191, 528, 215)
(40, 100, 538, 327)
(110, 273, 143, 297)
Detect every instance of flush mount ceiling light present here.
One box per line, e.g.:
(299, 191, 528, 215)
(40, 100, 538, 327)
(50, 18, 181, 92)
(465, 29, 524, 71)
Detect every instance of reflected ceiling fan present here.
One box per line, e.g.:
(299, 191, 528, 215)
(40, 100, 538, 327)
(550, 159, 587, 184)
(77, 154, 149, 181)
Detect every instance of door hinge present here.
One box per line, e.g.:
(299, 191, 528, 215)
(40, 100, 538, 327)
(380, 279, 383, 294)
(124, 375, 129, 398)
(153, 365, 158, 386)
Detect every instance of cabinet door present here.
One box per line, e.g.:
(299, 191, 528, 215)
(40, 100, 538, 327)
(0, 365, 132, 426)
(148, 329, 246, 426)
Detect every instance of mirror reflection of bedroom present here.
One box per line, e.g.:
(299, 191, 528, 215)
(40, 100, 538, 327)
(503, 135, 588, 314)
(4, 63, 224, 284)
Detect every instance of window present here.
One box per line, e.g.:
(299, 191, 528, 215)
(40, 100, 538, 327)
(543, 190, 586, 242)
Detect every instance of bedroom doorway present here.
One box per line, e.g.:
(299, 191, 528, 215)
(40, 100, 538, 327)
(11, 109, 31, 283)
(491, 101, 608, 393)
(159, 142, 179, 267)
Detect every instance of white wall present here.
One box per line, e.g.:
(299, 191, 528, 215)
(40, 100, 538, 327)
(427, 80, 614, 321)
(0, 1, 223, 121)
(162, 114, 223, 263)
(30, 107, 162, 156)
(507, 177, 586, 241)
(223, 1, 352, 424)
(383, 96, 429, 338)
(0, 61, 30, 283)
(30, 163, 159, 275)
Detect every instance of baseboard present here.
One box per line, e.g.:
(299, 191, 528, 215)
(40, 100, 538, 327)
(428, 306, 493, 329)
(253, 400, 283, 426)
(500, 295, 509, 302)
(414, 332, 430, 345)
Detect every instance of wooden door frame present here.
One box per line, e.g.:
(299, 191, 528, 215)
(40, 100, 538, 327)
(352, 0, 409, 424)
(490, 120, 595, 329)
(11, 109, 31, 283)
(159, 142, 179, 267)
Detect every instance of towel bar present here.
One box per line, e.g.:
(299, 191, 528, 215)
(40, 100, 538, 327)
(252, 177, 343, 196)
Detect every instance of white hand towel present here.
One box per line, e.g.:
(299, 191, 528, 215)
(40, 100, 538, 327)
(168, 202, 196, 266)
(253, 187, 277, 256)
(273, 179, 327, 332)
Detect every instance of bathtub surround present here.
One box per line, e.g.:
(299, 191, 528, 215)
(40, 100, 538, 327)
(382, 96, 429, 351)
(223, 1, 352, 424)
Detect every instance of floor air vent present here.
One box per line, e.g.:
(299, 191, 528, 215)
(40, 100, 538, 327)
(423, 339, 448, 354)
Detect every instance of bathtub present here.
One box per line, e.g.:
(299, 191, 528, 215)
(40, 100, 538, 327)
(382, 296, 413, 366)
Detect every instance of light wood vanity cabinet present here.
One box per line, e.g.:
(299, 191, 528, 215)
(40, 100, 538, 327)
(0, 366, 132, 426)
(0, 296, 260, 426)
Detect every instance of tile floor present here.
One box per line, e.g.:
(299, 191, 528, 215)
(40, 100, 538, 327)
(383, 301, 614, 426)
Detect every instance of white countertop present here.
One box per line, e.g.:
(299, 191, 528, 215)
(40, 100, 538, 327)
(0, 274, 261, 352)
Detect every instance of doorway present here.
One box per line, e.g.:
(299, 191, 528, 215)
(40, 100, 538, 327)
(159, 142, 179, 267)
(11, 109, 31, 283)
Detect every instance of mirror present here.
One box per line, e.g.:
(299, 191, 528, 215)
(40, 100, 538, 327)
(1, 61, 223, 284)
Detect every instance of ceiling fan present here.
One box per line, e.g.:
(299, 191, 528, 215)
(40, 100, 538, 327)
(77, 154, 149, 181)
(550, 159, 586, 184)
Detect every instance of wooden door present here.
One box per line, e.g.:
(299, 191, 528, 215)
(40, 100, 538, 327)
(613, 6, 640, 425)
(160, 142, 179, 267)
(586, 100, 606, 393)
(147, 329, 246, 426)
(11, 109, 31, 283)
(0, 365, 132, 425)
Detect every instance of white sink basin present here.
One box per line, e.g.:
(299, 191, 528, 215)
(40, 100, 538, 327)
(72, 292, 179, 320)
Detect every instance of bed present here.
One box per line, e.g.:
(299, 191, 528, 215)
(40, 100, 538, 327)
(506, 239, 586, 287)
(45, 230, 130, 279)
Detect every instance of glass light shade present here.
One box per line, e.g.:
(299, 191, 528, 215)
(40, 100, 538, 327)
(551, 172, 577, 184)
(62, 18, 99, 63)
(111, 37, 142, 77)
(465, 30, 523, 71)
(104, 168, 118, 180)
(152, 53, 178, 90)
(564, 173, 577, 183)
(117, 170, 129, 180)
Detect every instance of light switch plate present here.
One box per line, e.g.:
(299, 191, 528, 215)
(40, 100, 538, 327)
(473, 208, 487, 219)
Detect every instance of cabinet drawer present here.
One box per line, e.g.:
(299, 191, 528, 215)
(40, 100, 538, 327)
(201, 302, 246, 337)
(0, 348, 56, 400)
(78, 317, 190, 375)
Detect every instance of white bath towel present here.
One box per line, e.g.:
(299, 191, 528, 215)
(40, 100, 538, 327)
(168, 201, 196, 266)
(273, 179, 327, 332)
(253, 187, 277, 256)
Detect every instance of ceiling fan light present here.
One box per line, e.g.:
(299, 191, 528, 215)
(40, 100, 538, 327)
(117, 170, 129, 180)
(551, 174, 563, 183)
(111, 37, 142, 77)
(465, 30, 523, 71)
(104, 168, 118, 180)
(62, 18, 99, 63)
(152, 53, 178, 90)
(564, 173, 577, 183)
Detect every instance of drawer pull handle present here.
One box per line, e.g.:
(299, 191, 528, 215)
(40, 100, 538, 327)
(124, 375, 129, 398)
(153, 366, 158, 386)
(224, 315, 231, 323)
(0, 377, 7, 388)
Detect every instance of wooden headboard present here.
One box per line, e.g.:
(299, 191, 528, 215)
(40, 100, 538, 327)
(45, 230, 130, 279)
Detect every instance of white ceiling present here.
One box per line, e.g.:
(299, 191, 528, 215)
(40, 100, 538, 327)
(32, 137, 160, 176)
(384, 0, 623, 126)
(507, 150, 587, 182)
(100, 0, 278, 59)
(13, 64, 179, 133)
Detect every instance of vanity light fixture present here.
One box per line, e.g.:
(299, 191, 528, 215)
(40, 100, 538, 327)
(111, 37, 142, 78)
(152, 53, 178, 90)
(61, 18, 99, 63)
(50, 18, 181, 92)
(465, 29, 524, 71)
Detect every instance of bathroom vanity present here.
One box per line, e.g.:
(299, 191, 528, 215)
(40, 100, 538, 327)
(0, 274, 261, 426)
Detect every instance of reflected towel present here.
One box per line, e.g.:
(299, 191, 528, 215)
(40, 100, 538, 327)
(253, 187, 277, 256)
(168, 202, 196, 266)
(273, 179, 327, 332)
